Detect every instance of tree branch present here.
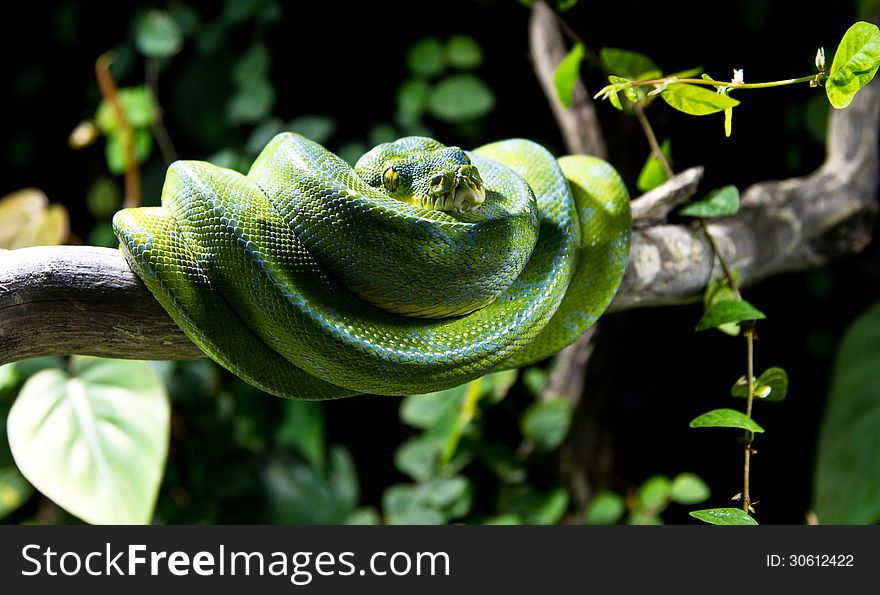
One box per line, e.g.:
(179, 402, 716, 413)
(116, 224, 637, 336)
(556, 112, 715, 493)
(529, 1, 607, 158)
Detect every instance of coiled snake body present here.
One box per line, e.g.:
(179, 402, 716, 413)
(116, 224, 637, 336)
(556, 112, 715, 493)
(113, 134, 631, 399)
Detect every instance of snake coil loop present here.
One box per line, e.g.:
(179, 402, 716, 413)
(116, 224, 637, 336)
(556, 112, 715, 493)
(113, 134, 631, 399)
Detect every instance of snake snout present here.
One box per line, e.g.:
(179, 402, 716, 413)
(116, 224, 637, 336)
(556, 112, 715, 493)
(453, 179, 485, 213)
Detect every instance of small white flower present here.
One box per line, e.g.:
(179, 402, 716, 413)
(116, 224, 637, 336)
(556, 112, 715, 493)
(731, 68, 744, 85)
(815, 47, 826, 71)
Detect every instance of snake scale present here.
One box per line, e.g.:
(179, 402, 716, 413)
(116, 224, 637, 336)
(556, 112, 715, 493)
(112, 134, 631, 399)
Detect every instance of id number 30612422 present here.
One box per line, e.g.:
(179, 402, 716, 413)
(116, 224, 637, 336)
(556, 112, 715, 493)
(766, 554, 854, 567)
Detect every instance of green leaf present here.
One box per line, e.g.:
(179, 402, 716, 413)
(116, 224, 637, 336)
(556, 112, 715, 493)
(680, 185, 740, 217)
(600, 47, 659, 80)
(731, 367, 789, 402)
(521, 398, 572, 451)
(134, 10, 183, 59)
(638, 475, 672, 511)
(401, 387, 464, 430)
(690, 507, 758, 525)
(427, 74, 495, 122)
(263, 445, 359, 524)
(703, 270, 743, 336)
(554, 44, 585, 108)
(0, 467, 33, 519)
(636, 138, 671, 192)
(826, 21, 880, 109)
(394, 436, 438, 482)
(232, 45, 271, 86)
(345, 507, 380, 525)
(695, 299, 766, 332)
(445, 35, 483, 70)
(382, 484, 446, 525)
(244, 117, 284, 155)
(522, 367, 549, 396)
(407, 37, 446, 77)
(287, 115, 336, 146)
(689, 408, 765, 433)
(814, 300, 880, 523)
(585, 491, 625, 524)
(499, 485, 569, 525)
(660, 84, 740, 115)
(419, 476, 469, 510)
(670, 473, 711, 504)
(6, 356, 169, 524)
(396, 78, 430, 126)
(275, 400, 325, 469)
(104, 128, 153, 175)
(225, 77, 275, 124)
(95, 86, 156, 134)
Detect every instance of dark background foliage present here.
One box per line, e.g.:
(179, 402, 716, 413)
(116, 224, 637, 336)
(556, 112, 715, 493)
(1, 0, 878, 524)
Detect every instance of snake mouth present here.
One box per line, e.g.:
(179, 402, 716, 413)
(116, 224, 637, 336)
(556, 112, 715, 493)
(432, 164, 485, 213)
(449, 178, 485, 213)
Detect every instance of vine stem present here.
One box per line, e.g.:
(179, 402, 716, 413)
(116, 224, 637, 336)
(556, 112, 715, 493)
(95, 52, 141, 209)
(601, 74, 822, 97)
(145, 58, 178, 164)
(635, 103, 742, 296)
(636, 101, 759, 516)
(742, 326, 756, 512)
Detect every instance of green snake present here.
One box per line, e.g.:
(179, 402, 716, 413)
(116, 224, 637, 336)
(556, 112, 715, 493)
(112, 134, 631, 399)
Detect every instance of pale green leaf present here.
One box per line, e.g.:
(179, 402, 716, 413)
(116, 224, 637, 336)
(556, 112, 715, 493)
(636, 138, 671, 192)
(6, 356, 169, 524)
(396, 78, 430, 125)
(690, 507, 758, 525)
(104, 129, 153, 174)
(394, 437, 437, 482)
(95, 86, 156, 133)
(427, 74, 495, 122)
(680, 185, 740, 217)
(638, 475, 671, 510)
(445, 35, 483, 69)
(670, 473, 711, 504)
(826, 21, 880, 109)
(554, 44, 585, 108)
(660, 84, 740, 115)
(134, 10, 183, 58)
(521, 398, 572, 451)
(383, 484, 446, 525)
(225, 77, 275, 123)
(585, 491, 625, 524)
(689, 408, 765, 433)
(407, 37, 445, 77)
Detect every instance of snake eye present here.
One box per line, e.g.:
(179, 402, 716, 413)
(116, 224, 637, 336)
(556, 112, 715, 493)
(383, 166, 400, 192)
(430, 174, 444, 188)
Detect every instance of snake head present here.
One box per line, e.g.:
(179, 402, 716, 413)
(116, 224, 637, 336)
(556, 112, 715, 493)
(354, 137, 486, 214)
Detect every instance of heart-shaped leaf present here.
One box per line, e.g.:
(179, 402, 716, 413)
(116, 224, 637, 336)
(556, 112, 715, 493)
(7, 356, 169, 524)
